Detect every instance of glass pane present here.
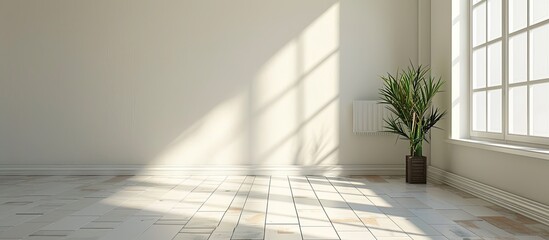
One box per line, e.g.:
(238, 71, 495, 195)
(531, 0, 549, 25)
(473, 3, 487, 46)
(509, 0, 527, 32)
(487, 41, 502, 87)
(487, 89, 502, 133)
(530, 24, 549, 80)
(488, 0, 502, 40)
(472, 0, 482, 5)
(530, 83, 549, 137)
(473, 48, 487, 89)
(509, 86, 528, 135)
(473, 91, 487, 131)
(509, 33, 528, 83)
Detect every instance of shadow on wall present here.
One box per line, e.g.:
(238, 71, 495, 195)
(150, 1, 341, 168)
(2, 0, 417, 169)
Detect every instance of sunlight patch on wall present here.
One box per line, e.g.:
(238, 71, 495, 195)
(147, 1, 341, 167)
(302, 3, 340, 73)
(452, 19, 461, 139)
(451, 0, 469, 139)
(254, 40, 299, 109)
(300, 3, 340, 165)
(252, 2, 340, 166)
(153, 93, 248, 165)
(253, 40, 300, 165)
(301, 52, 339, 165)
(252, 84, 300, 165)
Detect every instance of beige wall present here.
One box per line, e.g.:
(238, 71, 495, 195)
(430, 0, 549, 205)
(0, 0, 418, 169)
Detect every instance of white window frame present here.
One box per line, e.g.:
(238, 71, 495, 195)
(470, 0, 549, 146)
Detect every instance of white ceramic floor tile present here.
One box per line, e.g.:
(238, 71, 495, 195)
(436, 209, 479, 221)
(389, 216, 442, 236)
(456, 220, 514, 238)
(301, 226, 339, 240)
(266, 176, 298, 224)
(65, 228, 112, 239)
(135, 225, 182, 240)
(0, 222, 51, 239)
(337, 231, 376, 240)
(430, 224, 479, 239)
(265, 224, 302, 240)
(41, 216, 97, 230)
(461, 206, 504, 217)
(184, 211, 224, 228)
(361, 217, 408, 238)
(172, 233, 210, 240)
(394, 198, 431, 209)
(297, 209, 331, 227)
(97, 217, 158, 240)
(410, 209, 455, 225)
(0, 175, 544, 240)
(410, 236, 449, 240)
(232, 225, 264, 239)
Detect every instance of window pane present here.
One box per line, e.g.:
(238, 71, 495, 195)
(487, 41, 502, 86)
(509, 0, 527, 32)
(473, 3, 487, 46)
(531, 0, 549, 25)
(472, 0, 482, 5)
(487, 89, 502, 133)
(530, 83, 549, 137)
(530, 24, 549, 80)
(509, 33, 527, 83)
(509, 86, 528, 135)
(473, 91, 487, 131)
(488, 0, 502, 40)
(473, 48, 487, 89)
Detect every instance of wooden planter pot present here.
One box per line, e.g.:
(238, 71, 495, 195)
(406, 155, 427, 184)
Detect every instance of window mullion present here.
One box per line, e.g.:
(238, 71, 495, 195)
(503, 0, 509, 140)
(473, 37, 504, 50)
(473, 0, 487, 9)
(472, 0, 549, 145)
(485, 1, 489, 133)
(470, 0, 473, 137)
(526, 0, 531, 136)
(473, 86, 504, 91)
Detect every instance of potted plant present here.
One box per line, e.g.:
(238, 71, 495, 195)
(379, 63, 446, 184)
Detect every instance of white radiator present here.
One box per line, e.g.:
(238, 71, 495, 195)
(352, 100, 392, 135)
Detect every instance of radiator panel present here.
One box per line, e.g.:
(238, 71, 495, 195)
(352, 100, 393, 135)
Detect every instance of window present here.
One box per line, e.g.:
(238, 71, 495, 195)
(471, 0, 549, 145)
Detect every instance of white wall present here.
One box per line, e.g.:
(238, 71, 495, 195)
(0, 0, 418, 171)
(430, 0, 549, 205)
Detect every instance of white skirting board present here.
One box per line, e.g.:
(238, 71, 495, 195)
(428, 166, 549, 226)
(0, 164, 404, 176)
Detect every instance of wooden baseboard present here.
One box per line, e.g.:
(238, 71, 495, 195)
(0, 164, 405, 176)
(428, 166, 549, 226)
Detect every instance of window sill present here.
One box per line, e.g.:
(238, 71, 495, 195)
(446, 139, 549, 161)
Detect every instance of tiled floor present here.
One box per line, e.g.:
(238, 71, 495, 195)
(0, 175, 548, 240)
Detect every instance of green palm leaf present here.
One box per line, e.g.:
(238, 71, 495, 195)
(378, 63, 446, 157)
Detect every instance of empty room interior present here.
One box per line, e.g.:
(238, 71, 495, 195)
(1, 0, 549, 239)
